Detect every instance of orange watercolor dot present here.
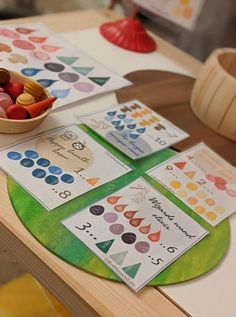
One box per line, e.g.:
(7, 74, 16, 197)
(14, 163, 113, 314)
(176, 190, 187, 198)
(215, 206, 225, 214)
(187, 183, 198, 191)
(180, 0, 189, 5)
(206, 212, 217, 221)
(170, 180, 181, 189)
(187, 197, 198, 205)
(195, 206, 205, 214)
(205, 198, 215, 206)
(183, 6, 193, 19)
(196, 191, 207, 199)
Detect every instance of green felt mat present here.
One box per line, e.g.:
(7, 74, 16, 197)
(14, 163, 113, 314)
(8, 125, 230, 286)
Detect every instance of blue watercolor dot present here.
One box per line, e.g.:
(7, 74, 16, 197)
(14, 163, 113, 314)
(37, 158, 50, 167)
(25, 150, 39, 159)
(61, 174, 74, 184)
(20, 158, 34, 168)
(45, 175, 59, 185)
(48, 166, 62, 175)
(7, 151, 22, 160)
(32, 169, 46, 178)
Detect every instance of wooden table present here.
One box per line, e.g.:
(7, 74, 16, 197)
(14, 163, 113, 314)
(0, 9, 202, 317)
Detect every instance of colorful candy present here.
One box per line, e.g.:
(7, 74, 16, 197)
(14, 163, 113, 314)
(0, 92, 13, 110)
(6, 104, 27, 120)
(16, 93, 35, 106)
(3, 81, 24, 99)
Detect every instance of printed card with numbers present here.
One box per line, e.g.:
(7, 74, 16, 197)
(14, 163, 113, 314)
(0, 125, 131, 211)
(148, 143, 236, 226)
(62, 177, 207, 292)
(79, 99, 189, 160)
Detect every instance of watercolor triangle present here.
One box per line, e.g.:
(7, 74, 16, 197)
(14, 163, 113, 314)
(72, 66, 94, 75)
(57, 56, 79, 65)
(86, 178, 100, 186)
(174, 161, 187, 170)
(88, 77, 110, 86)
(122, 263, 141, 279)
(110, 251, 128, 266)
(96, 239, 114, 254)
(184, 171, 196, 179)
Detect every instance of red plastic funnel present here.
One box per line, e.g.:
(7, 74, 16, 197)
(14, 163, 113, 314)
(100, 18, 156, 53)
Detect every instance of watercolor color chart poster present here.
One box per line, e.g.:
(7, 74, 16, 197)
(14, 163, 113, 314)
(80, 100, 188, 160)
(133, 0, 205, 30)
(0, 125, 131, 210)
(148, 143, 236, 226)
(0, 23, 130, 109)
(62, 177, 208, 292)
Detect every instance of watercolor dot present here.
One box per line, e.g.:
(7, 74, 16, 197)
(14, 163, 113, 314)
(215, 206, 225, 214)
(24, 150, 38, 159)
(61, 174, 74, 184)
(32, 168, 46, 178)
(37, 158, 50, 167)
(135, 241, 150, 253)
(121, 232, 136, 244)
(195, 206, 205, 214)
(7, 151, 22, 160)
(187, 197, 198, 205)
(196, 191, 207, 199)
(103, 212, 118, 223)
(20, 158, 34, 168)
(89, 205, 104, 216)
(48, 166, 62, 175)
(186, 183, 198, 191)
(226, 189, 236, 197)
(110, 223, 124, 235)
(205, 198, 215, 206)
(58, 72, 79, 83)
(183, 6, 193, 19)
(172, 5, 182, 17)
(206, 212, 217, 221)
(170, 180, 181, 189)
(44, 62, 65, 72)
(176, 190, 187, 198)
(180, 0, 189, 5)
(45, 175, 59, 185)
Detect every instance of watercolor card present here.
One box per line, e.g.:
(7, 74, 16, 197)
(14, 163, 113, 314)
(62, 177, 208, 292)
(148, 143, 236, 226)
(0, 23, 130, 109)
(0, 125, 131, 210)
(79, 100, 189, 160)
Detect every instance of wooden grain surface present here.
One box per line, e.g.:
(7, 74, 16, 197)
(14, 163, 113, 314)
(115, 70, 236, 165)
(0, 9, 197, 317)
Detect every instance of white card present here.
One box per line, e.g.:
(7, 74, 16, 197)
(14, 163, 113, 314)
(0, 125, 131, 210)
(148, 143, 236, 226)
(0, 23, 130, 110)
(79, 100, 188, 160)
(62, 177, 207, 292)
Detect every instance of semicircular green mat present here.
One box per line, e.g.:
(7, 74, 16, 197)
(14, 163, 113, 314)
(8, 125, 230, 286)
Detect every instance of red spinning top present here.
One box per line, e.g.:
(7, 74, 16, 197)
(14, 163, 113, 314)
(100, 17, 156, 53)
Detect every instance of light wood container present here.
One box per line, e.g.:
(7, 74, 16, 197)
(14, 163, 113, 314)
(191, 48, 236, 141)
(0, 71, 51, 134)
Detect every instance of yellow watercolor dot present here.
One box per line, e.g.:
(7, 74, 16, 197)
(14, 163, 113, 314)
(205, 198, 215, 206)
(176, 190, 187, 198)
(215, 206, 225, 214)
(206, 211, 217, 221)
(196, 191, 207, 199)
(195, 206, 206, 214)
(187, 197, 198, 205)
(183, 6, 193, 19)
(172, 5, 182, 17)
(170, 180, 181, 189)
(187, 183, 198, 191)
(180, 0, 189, 5)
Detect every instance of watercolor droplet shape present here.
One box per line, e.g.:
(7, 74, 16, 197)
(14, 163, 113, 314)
(114, 204, 128, 212)
(139, 224, 151, 234)
(13, 40, 35, 50)
(129, 218, 144, 227)
(107, 196, 122, 205)
(124, 210, 138, 219)
(73, 82, 94, 93)
(148, 230, 161, 242)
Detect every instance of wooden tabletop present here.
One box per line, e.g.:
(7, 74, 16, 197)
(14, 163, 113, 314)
(0, 9, 202, 317)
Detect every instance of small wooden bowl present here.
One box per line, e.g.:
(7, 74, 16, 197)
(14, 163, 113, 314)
(0, 71, 51, 134)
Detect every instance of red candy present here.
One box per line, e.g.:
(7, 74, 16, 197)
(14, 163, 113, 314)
(3, 81, 24, 99)
(6, 104, 27, 120)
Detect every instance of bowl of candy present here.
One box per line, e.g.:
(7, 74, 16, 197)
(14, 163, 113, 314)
(0, 68, 57, 134)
